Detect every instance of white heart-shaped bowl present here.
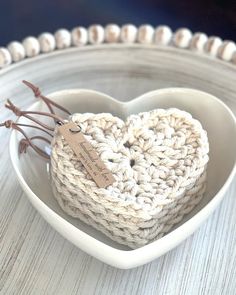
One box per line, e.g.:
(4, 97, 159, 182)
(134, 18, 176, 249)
(9, 88, 236, 269)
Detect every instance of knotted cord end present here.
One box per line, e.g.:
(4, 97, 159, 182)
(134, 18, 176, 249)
(22, 80, 41, 98)
(5, 99, 22, 116)
(0, 120, 14, 129)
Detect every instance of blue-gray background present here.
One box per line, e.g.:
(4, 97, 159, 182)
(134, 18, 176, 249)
(0, 0, 235, 45)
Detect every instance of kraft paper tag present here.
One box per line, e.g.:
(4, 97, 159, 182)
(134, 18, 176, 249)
(58, 121, 115, 188)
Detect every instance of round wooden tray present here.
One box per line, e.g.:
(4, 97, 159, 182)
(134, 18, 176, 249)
(1, 26, 236, 292)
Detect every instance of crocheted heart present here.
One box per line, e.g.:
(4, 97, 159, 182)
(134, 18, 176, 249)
(50, 108, 209, 248)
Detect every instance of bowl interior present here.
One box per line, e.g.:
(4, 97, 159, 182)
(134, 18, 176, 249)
(10, 88, 236, 250)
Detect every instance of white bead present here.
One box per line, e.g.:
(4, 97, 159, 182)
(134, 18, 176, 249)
(22, 36, 40, 57)
(218, 40, 236, 61)
(0, 47, 12, 68)
(88, 25, 105, 44)
(120, 24, 137, 43)
(154, 25, 172, 45)
(204, 36, 222, 56)
(38, 32, 56, 53)
(71, 26, 88, 46)
(137, 25, 154, 44)
(54, 29, 71, 49)
(190, 32, 208, 52)
(173, 28, 192, 48)
(7, 41, 25, 62)
(105, 24, 120, 43)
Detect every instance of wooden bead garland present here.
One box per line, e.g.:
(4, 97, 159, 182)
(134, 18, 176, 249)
(0, 24, 235, 68)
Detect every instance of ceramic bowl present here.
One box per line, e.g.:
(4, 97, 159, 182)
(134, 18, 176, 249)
(9, 88, 236, 269)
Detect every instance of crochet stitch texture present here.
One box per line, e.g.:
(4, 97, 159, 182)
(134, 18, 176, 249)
(50, 108, 209, 249)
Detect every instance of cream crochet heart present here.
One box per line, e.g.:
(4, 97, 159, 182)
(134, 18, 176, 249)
(50, 108, 209, 249)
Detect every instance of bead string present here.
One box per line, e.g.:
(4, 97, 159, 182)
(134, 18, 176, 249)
(0, 24, 235, 69)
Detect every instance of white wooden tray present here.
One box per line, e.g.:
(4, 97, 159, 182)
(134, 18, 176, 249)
(0, 24, 236, 292)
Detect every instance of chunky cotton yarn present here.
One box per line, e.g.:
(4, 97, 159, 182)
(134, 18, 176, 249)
(50, 108, 209, 249)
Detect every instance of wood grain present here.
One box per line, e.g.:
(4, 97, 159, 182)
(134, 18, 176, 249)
(0, 44, 236, 294)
